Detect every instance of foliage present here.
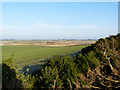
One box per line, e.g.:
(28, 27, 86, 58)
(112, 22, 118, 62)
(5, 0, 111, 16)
(34, 66, 62, 88)
(74, 54, 89, 75)
(2, 57, 23, 88)
(35, 55, 78, 88)
(2, 57, 36, 89)
(85, 52, 99, 70)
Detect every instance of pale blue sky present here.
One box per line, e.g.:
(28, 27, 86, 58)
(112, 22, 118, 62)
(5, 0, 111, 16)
(2, 2, 118, 40)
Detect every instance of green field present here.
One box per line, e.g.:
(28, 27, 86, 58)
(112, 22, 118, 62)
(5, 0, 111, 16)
(2, 45, 88, 66)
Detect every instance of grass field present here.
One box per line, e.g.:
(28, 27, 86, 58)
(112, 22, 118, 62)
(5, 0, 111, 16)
(2, 45, 88, 66)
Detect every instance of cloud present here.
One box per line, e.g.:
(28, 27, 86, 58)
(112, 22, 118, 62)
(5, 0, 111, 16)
(2, 24, 117, 39)
(32, 24, 97, 30)
(76, 24, 97, 29)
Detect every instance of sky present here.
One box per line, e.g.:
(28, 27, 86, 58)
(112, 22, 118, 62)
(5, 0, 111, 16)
(2, 2, 118, 40)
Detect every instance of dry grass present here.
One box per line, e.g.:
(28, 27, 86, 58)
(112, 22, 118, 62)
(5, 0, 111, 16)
(1, 40, 96, 47)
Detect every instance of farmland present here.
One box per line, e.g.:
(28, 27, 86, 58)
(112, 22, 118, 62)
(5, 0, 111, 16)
(1, 40, 96, 47)
(2, 45, 89, 67)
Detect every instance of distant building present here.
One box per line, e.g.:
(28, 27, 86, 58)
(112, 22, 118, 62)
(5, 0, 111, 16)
(47, 41, 56, 44)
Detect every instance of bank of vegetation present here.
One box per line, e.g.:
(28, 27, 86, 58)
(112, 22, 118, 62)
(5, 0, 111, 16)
(2, 34, 120, 89)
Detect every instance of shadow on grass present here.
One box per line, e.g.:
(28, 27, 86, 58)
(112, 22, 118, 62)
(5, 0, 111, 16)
(39, 60, 45, 63)
(20, 64, 42, 75)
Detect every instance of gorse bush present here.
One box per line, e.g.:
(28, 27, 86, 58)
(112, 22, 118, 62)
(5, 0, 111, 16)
(85, 53, 99, 70)
(2, 57, 36, 89)
(2, 57, 23, 88)
(35, 66, 62, 88)
(74, 54, 89, 75)
(45, 55, 78, 80)
(35, 55, 78, 88)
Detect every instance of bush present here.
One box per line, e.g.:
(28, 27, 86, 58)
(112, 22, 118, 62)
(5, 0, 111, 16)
(85, 53, 99, 70)
(2, 57, 36, 88)
(74, 54, 89, 75)
(2, 57, 23, 88)
(35, 55, 78, 88)
(34, 66, 61, 88)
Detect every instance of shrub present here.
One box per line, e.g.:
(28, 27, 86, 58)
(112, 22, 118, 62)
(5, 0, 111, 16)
(2, 57, 23, 88)
(74, 54, 89, 75)
(35, 66, 61, 88)
(35, 55, 78, 88)
(85, 53, 99, 70)
(2, 57, 36, 88)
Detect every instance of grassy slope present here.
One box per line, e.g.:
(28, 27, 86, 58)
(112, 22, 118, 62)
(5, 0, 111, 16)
(2, 45, 88, 66)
